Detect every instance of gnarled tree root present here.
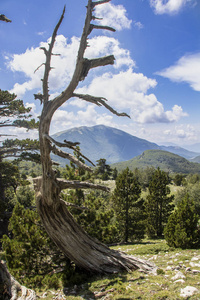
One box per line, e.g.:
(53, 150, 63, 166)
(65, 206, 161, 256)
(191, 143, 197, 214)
(0, 261, 36, 300)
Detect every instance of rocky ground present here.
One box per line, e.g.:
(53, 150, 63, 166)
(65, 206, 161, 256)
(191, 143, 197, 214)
(36, 240, 200, 299)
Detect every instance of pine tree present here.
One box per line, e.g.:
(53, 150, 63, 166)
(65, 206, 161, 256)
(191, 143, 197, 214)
(0, 90, 40, 241)
(95, 158, 112, 180)
(2, 202, 68, 288)
(164, 194, 199, 249)
(145, 168, 174, 238)
(112, 168, 145, 243)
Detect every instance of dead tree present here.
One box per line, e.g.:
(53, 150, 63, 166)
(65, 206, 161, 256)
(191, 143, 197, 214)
(33, 0, 156, 274)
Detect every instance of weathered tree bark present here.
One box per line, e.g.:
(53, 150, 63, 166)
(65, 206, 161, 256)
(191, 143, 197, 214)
(34, 0, 157, 274)
(0, 261, 36, 300)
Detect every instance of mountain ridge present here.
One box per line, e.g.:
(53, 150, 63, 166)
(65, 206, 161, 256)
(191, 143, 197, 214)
(52, 125, 200, 166)
(111, 149, 200, 174)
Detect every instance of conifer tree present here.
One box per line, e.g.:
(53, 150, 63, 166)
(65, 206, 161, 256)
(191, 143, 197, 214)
(0, 90, 39, 240)
(95, 158, 112, 180)
(164, 194, 199, 249)
(112, 168, 145, 242)
(2, 202, 67, 288)
(145, 168, 174, 238)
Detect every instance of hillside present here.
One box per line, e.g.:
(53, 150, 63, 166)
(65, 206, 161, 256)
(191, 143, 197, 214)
(52, 125, 199, 166)
(190, 155, 200, 163)
(112, 149, 200, 174)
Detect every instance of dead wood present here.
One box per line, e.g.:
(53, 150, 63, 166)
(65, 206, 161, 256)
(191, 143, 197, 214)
(0, 261, 36, 300)
(34, 0, 157, 275)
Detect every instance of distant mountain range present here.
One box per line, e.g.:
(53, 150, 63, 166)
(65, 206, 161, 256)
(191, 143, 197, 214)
(112, 150, 200, 174)
(52, 125, 200, 167)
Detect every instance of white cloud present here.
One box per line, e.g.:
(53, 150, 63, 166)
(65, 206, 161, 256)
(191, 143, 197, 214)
(7, 35, 80, 97)
(37, 31, 46, 36)
(50, 106, 114, 134)
(75, 68, 187, 124)
(94, 3, 132, 31)
(0, 126, 39, 141)
(150, 0, 196, 15)
(7, 35, 134, 98)
(163, 124, 197, 141)
(85, 36, 135, 69)
(157, 52, 200, 91)
(133, 21, 144, 30)
(6, 31, 187, 129)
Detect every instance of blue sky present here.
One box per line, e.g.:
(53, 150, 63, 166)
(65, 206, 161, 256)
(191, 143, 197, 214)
(0, 0, 200, 147)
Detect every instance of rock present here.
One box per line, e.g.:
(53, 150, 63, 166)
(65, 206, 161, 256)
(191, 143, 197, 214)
(171, 271, 186, 281)
(174, 279, 185, 284)
(180, 286, 198, 298)
(192, 269, 200, 274)
(185, 267, 191, 272)
(41, 292, 48, 298)
(190, 262, 200, 268)
(191, 256, 200, 262)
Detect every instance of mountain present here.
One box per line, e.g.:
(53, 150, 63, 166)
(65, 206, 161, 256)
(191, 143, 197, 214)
(112, 150, 200, 174)
(52, 125, 200, 166)
(183, 143, 200, 153)
(159, 145, 198, 159)
(190, 155, 200, 164)
(52, 125, 160, 165)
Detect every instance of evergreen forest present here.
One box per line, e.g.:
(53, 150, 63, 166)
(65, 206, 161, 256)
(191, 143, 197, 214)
(1, 152, 200, 297)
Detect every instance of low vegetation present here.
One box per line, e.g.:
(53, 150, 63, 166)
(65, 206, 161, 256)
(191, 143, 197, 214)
(1, 160, 200, 299)
(3, 239, 197, 299)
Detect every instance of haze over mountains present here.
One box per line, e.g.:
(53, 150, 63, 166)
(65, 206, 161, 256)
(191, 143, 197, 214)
(52, 125, 200, 167)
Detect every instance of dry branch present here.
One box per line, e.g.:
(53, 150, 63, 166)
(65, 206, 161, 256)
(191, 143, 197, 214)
(42, 6, 66, 103)
(62, 200, 89, 210)
(92, 0, 111, 8)
(73, 93, 130, 118)
(44, 134, 95, 166)
(44, 133, 80, 148)
(57, 178, 110, 192)
(51, 145, 94, 171)
(80, 55, 115, 80)
(90, 24, 116, 33)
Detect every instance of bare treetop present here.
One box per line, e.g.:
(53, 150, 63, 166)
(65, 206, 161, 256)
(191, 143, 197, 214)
(33, 0, 156, 275)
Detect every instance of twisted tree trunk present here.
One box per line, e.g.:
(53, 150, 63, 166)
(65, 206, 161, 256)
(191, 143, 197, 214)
(33, 0, 157, 275)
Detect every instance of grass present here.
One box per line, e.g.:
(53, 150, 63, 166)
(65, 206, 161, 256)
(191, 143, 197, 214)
(35, 239, 200, 299)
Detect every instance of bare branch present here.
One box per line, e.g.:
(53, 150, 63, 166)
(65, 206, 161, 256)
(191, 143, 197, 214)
(92, 16, 103, 20)
(42, 6, 66, 104)
(80, 55, 115, 81)
(73, 93, 130, 118)
(34, 63, 45, 73)
(57, 178, 110, 192)
(52, 161, 60, 166)
(0, 14, 11, 22)
(51, 145, 94, 171)
(61, 199, 89, 210)
(34, 93, 43, 105)
(44, 134, 95, 166)
(89, 24, 116, 34)
(44, 134, 80, 148)
(40, 47, 48, 55)
(92, 0, 111, 8)
(51, 53, 61, 56)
